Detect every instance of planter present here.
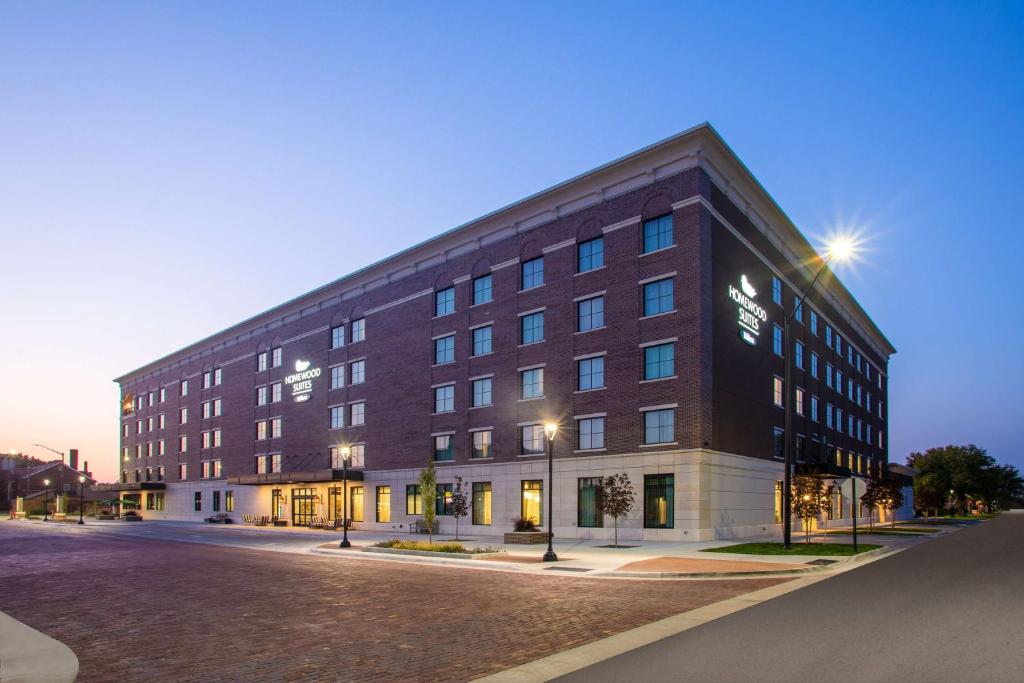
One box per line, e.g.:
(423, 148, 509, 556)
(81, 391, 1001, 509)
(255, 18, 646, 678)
(503, 531, 551, 545)
(96, 515, 116, 520)
(363, 546, 506, 560)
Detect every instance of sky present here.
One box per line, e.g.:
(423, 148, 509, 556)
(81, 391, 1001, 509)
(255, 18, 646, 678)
(1, 2, 1022, 482)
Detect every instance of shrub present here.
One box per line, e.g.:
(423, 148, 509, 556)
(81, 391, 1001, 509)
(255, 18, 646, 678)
(512, 517, 539, 532)
(370, 539, 502, 554)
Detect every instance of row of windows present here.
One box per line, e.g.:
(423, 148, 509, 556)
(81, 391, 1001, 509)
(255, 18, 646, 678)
(193, 489, 234, 513)
(329, 402, 366, 429)
(772, 378, 885, 448)
(770, 429, 883, 475)
(329, 318, 366, 350)
(124, 428, 224, 459)
(773, 334, 885, 417)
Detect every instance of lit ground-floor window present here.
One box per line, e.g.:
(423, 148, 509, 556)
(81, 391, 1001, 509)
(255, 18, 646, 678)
(351, 486, 364, 522)
(376, 486, 391, 523)
(472, 482, 491, 525)
(644, 474, 673, 529)
(521, 480, 542, 526)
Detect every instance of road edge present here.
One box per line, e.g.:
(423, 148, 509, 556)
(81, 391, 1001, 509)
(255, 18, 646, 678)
(0, 610, 79, 683)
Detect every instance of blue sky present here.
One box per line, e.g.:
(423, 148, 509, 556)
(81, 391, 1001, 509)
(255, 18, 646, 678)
(2, 2, 1021, 480)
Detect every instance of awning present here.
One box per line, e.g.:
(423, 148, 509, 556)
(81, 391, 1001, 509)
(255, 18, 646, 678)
(95, 482, 167, 492)
(226, 468, 365, 486)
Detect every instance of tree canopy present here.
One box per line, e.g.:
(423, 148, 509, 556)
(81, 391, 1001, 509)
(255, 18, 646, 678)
(907, 445, 1022, 513)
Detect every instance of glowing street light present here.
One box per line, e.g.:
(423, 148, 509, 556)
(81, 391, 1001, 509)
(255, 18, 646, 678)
(78, 475, 86, 525)
(338, 446, 352, 548)
(43, 478, 51, 522)
(782, 236, 858, 549)
(543, 422, 558, 562)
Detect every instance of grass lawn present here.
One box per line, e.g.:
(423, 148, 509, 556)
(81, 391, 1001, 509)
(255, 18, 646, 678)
(936, 513, 999, 521)
(825, 528, 939, 535)
(701, 542, 882, 556)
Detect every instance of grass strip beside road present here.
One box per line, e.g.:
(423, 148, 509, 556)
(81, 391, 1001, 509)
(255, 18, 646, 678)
(701, 542, 882, 556)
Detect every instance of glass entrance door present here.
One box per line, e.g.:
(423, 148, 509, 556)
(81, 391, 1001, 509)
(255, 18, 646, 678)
(291, 488, 316, 526)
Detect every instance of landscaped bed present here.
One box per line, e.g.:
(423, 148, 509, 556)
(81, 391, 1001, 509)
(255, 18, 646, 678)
(363, 539, 505, 559)
(825, 528, 939, 535)
(701, 542, 882, 556)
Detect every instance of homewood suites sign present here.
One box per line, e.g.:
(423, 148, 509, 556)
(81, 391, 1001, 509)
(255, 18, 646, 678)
(728, 274, 768, 346)
(284, 360, 321, 402)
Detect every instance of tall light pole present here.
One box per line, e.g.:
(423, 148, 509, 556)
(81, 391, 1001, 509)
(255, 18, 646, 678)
(78, 475, 86, 525)
(338, 446, 352, 548)
(543, 422, 558, 562)
(33, 443, 65, 465)
(783, 237, 856, 549)
(43, 478, 50, 521)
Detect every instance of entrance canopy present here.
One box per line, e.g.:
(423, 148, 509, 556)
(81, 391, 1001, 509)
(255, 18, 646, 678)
(226, 468, 364, 486)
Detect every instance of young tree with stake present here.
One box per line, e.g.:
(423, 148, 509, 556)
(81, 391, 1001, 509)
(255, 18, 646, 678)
(450, 476, 469, 540)
(419, 459, 437, 546)
(600, 473, 636, 548)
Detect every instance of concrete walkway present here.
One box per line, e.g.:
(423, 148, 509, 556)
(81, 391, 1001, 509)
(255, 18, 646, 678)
(0, 610, 78, 683)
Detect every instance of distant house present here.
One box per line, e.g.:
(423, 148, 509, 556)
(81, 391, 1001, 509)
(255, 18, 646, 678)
(1, 456, 94, 512)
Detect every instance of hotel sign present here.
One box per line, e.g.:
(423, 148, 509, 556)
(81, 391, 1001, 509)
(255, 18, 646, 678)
(284, 360, 321, 402)
(728, 275, 767, 346)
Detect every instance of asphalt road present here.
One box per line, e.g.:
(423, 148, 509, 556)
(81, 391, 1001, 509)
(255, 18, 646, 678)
(558, 513, 1024, 683)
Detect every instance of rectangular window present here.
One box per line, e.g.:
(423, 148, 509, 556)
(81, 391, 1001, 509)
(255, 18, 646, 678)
(181, 380, 189, 397)
(406, 484, 423, 515)
(473, 274, 493, 305)
(147, 416, 154, 431)
(642, 278, 673, 316)
(809, 310, 818, 335)
(810, 395, 819, 422)
(644, 474, 674, 528)
(351, 318, 365, 343)
(435, 286, 455, 316)
(826, 404, 834, 429)
(520, 424, 545, 455)
(350, 401, 365, 426)
(577, 356, 605, 391)
(257, 352, 267, 372)
(520, 311, 544, 344)
(330, 365, 344, 390)
(577, 417, 605, 450)
(836, 408, 843, 432)
(643, 409, 674, 444)
(642, 214, 672, 253)
(271, 418, 281, 438)
(213, 429, 221, 448)
(773, 427, 785, 459)
(350, 359, 365, 384)
(577, 295, 604, 332)
(521, 480, 542, 525)
(793, 296, 803, 323)
(257, 386, 268, 406)
(773, 324, 783, 356)
(433, 434, 453, 461)
(158, 440, 166, 455)
(201, 460, 211, 479)
(256, 455, 268, 474)
(795, 341, 804, 370)
(795, 388, 804, 416)
(643, 343, 674, 380)
(225, 490, 234, 512)
(472, 325, 492, 356)
(826, 363, 834, 389)
(835, 333, 843, 355)
(213, 491, 221, 512)
(578, 236, 604, 272)
(271, 453, 281, 473)
(272, 347, 282, 368)
(203, 371, 212, 389)
(330, 405, 345, 429)
(179, 407, 188, 424)
(848, 378, 855, 400)
(772, 276, 782, 305)
(521, 256, 544, 290)
(434, 334, 455, 364)
(350, 486, 364, 522)
(811, 353, 819, 379)
(194, 492, 202, 512)
(434, 385, 455, 413)
(836, 369, 843, 393)
(331, 325, 345, 349)
(520, 368, 544, 399)
(472, 377, 492, 407)
(214, 368, 222, 385)
(136, 420, 142, 434)
(376, 486, 391, 523)
(179, 463, 187, 480)
(271, 382, 282, 403)
(436, 483, 453, 515)
(578, 477, 604, 528)
(179, 435, 188, 452)
(773, 376, 784, 407)
(472, 482, 492, 525)
(472, 430, 492, 459)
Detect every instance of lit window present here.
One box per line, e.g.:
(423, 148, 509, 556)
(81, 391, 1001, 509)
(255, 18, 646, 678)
(472, 430, 492, 459)
(179, 435, 188, 452)
(434, 385, 455, 413)
(773, 325, 783, 356)
(213, 459, 222, 477)
(376, 486, 391, 522)
(433, 435, 454, 462)
(644, 343, 674, 380)
(181, 379, 189, 396)
(642, 278, 673, 316)
(257, 352, 267, 372)
(350, 401, 365, 426)
(577, 417, 605, 450)
(577, 236, 604, 272)
(159, 388, 166, 402)
(578, 356, 605, 391)
(520, 311, 544, 344)
(577, 295, 604, 331)
(520, 425, 545, 454)
(179, 463, 187, 480)
(643, 409, 674, 444)
(271, 453, 281, 473)
(256, 455, 268, 474)
(271, 418, 281, 438)
(472, 377, 492, 407)
(435, 286, 455, 317)
(434, 335, 455, 364)
(351, 318, 365, 343)
(795, 388, 804, 416)
(350, 360, 365, 384)
(642, 215, 672, 253)
(473, 274, 493, 305)
(406, 484, 423, 515)
(520, 368, 544, 399)
(521, 256, 544, 290)
(472, 326, 492, 356)
(473, 482, 492, 525)
(214, 368, 222, 385)
(773, 376, 784, 407)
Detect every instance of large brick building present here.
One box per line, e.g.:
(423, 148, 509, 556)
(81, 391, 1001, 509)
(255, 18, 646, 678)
(113, 123, 895, 540)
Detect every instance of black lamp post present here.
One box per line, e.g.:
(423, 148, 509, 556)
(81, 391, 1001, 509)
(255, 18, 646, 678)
(339, 446, 351, 548)
(43, 478, 50, 521)
(543, 422, 558, 562)
(851, 475, 859, 553)
(78, 475, 86, 525)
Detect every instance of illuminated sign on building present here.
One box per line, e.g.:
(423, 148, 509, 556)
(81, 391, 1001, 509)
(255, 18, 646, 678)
(284, 360, 321, 402)
(728, 274, 767, 346)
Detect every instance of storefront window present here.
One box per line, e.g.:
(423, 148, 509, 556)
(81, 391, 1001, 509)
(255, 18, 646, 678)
(472, 482, 491, 525)
(521, 480, 542, 526)
(406, 485, 423, 515)
(774, 480, 783, 524)
(578, 478, 603, 528)
(644, 474, 674, 529)
(436, 483, 453, 516)
(350, 486, 364, 522)
(225, 490, 234, 513)
(376, 486, 391, 523)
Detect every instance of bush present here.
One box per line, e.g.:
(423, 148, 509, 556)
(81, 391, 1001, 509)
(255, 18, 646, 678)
(371, 539, 502, 554)
(512, 517, 539, 532)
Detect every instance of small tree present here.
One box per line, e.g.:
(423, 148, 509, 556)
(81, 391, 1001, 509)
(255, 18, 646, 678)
(419, 459, 437, 546)
(450, 476, 469, 540)
(792, 475, 825, 543)
(601, 473, 636, 548)
(879, 478, 906, 527)
(914, 472, 946, 523)
(818, 483, 836, 539)
(861, 478, 885, 530)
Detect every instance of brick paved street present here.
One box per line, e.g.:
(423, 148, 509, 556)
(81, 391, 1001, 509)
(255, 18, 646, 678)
(0, 523, 788, 682)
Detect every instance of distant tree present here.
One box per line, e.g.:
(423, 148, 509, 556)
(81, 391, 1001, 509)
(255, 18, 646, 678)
(450, 476, 469, 540)
(792, 475, 825, 543)
(861, 478, 885, 530)
(818, 483, 836, 539)
(419, 459, 437, 545)
(878, 478, 906, 527)
(914, 472, 947, 522)
(600, 473, 636, 548)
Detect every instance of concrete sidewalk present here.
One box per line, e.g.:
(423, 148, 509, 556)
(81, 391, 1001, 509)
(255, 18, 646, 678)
(0, 611, 78, 683)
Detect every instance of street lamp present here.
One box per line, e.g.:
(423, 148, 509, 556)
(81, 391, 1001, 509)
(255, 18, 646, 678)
(783, 237, 857, 549)
(43, 478, 50, 522)
(338, 446, 351, 548)
(33, 443, 65, 465)
(543, 422, 558, 562)
(78, 475, 86, 525)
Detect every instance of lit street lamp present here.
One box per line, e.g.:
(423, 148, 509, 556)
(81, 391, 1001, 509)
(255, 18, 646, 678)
(543, 422, 558, 562)
(43, 478, 51, 522)
(78, 475, 86, 525)
(783, 236, 857, 549)
(338, 446, 351, 549)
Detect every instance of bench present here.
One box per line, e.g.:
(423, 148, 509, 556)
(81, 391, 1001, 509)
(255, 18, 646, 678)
(409, 519, 439, 535)
(205, 513, 233, 524)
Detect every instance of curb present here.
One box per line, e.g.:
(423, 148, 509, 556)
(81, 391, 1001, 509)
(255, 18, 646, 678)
(0, 611, 79, 683)
(310, 546, 527, 571)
